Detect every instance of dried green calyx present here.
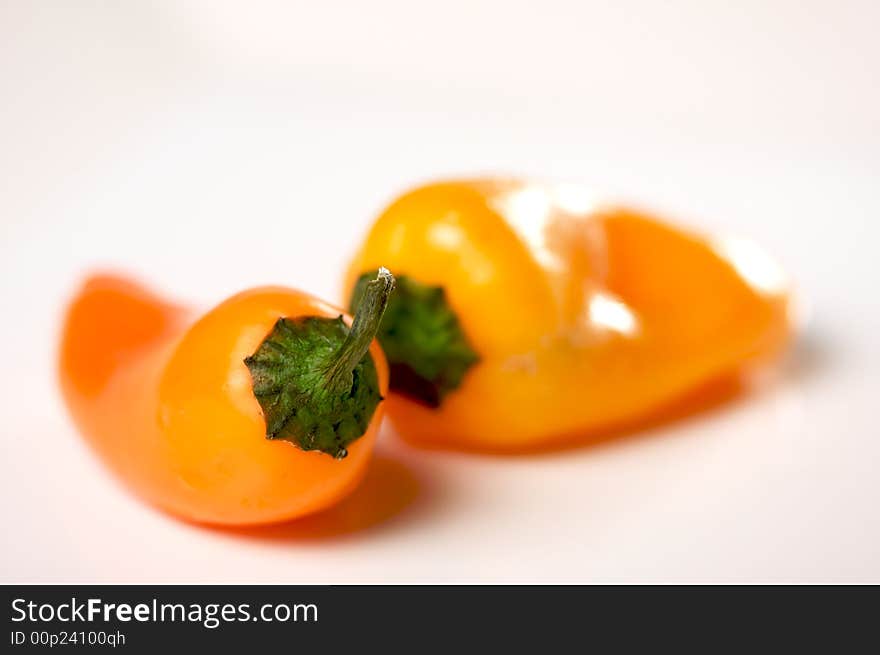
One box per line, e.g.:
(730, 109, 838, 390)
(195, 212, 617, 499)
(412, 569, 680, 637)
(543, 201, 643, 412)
(349, 273, 478, 408)
(245, 268, 395, 458)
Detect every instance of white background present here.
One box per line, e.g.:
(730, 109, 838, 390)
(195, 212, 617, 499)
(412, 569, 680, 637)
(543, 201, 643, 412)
(1, 1, 878, 582)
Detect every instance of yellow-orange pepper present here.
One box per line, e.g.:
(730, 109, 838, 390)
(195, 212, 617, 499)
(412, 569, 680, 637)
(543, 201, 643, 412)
(59, 269, 394, 525)
(346, 179, 793, 451)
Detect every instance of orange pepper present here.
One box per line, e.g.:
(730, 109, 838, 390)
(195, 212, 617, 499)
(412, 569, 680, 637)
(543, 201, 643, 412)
(59, 269, 395, 525)
(346, 179, 793, 451)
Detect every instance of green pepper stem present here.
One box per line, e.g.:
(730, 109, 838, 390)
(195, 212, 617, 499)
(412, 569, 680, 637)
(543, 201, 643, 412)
(325, 267, 395, 395)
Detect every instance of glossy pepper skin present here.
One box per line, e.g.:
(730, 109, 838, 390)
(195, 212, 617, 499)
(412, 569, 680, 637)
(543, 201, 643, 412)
(59, 271, 393, 526)
(346, 179, 793, 451)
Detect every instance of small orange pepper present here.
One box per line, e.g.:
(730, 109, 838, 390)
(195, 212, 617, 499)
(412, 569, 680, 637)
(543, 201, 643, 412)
(59, 269, 395, 525)
(346, 179, 794, 451)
